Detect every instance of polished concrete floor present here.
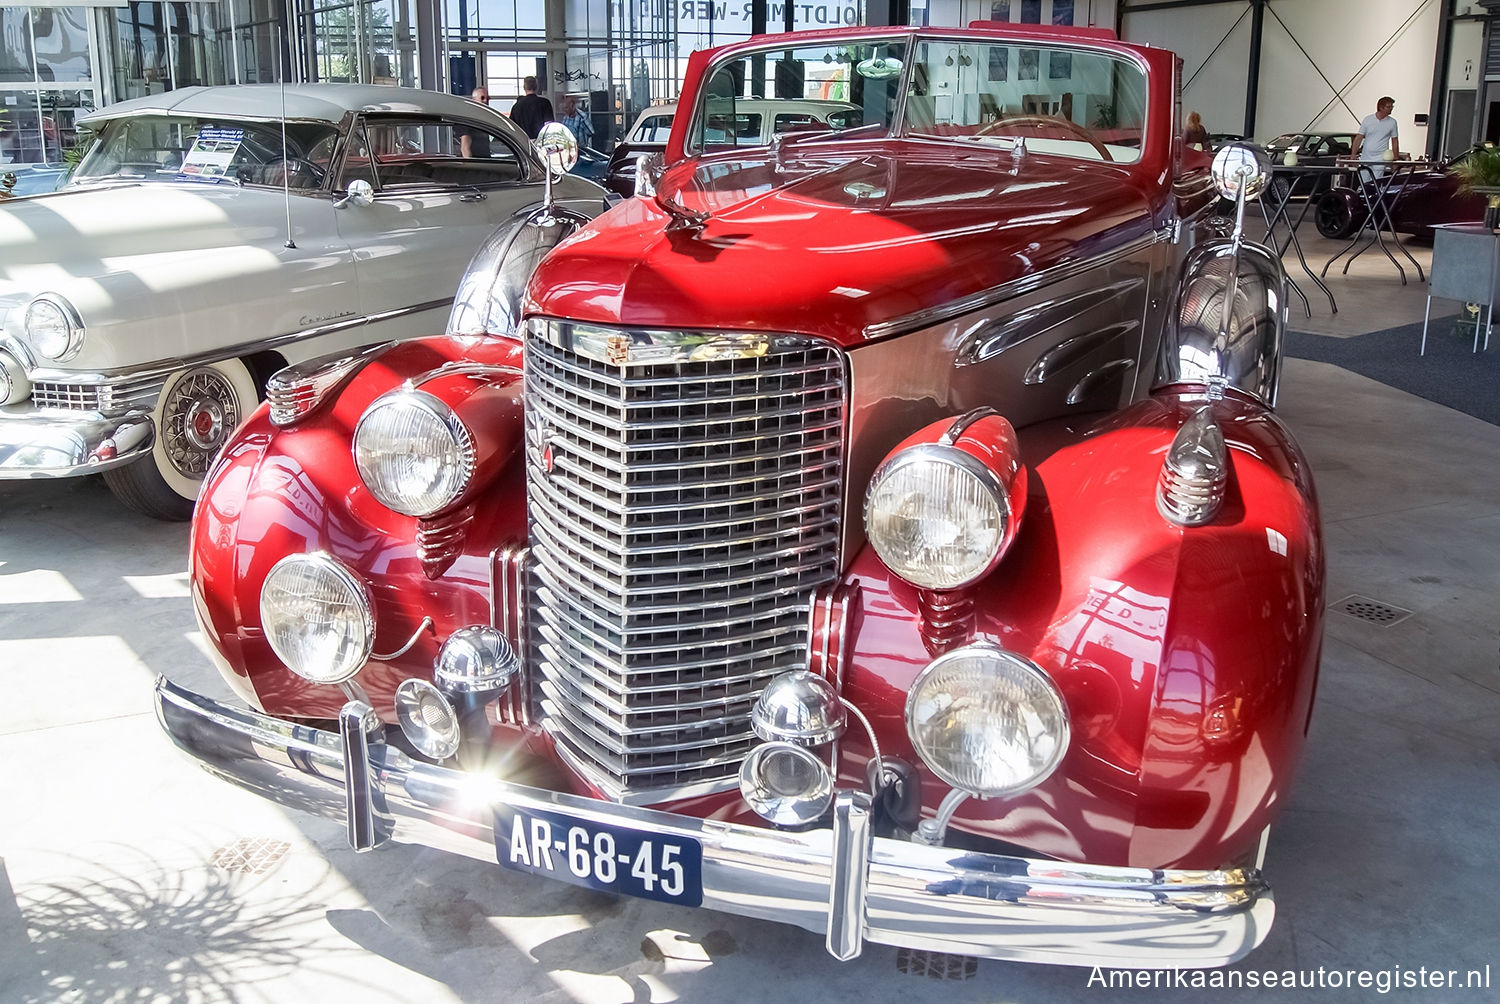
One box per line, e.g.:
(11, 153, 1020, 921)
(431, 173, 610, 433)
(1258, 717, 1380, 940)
(1, 236, 1497, 1003)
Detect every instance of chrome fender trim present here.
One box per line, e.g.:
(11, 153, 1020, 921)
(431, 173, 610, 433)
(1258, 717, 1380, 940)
(1155, 238, 1287, 407)
(447, 204, 595, 338)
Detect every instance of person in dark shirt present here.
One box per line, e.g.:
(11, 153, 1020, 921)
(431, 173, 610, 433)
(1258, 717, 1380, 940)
(509, 76, 554, 140)
(457, 87, 493, 158)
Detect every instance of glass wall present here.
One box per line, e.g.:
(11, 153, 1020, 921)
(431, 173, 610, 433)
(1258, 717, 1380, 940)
(0, 6, 98, 165)
(305, 0, 416, 85)
(100, 0, 282, 100)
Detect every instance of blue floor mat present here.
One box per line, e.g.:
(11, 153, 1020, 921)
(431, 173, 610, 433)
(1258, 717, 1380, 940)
(1286, 318, 1500, 426)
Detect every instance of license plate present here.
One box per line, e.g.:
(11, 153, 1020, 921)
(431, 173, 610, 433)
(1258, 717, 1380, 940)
(495, 805, 703, 907)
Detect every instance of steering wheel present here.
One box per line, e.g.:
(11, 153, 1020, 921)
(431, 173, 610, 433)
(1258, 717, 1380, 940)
(278, 157, 327, 184)
(976, 115, 1113, 162)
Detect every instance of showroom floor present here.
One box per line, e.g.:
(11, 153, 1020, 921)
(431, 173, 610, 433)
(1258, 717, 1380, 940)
(1, 233, 1496, 1003)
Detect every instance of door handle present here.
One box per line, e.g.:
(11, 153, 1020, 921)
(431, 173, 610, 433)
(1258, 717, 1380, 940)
(459, 191, 487, 203)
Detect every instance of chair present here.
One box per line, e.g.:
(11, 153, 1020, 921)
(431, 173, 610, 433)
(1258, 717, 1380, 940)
(1422, 224, 1496, 354)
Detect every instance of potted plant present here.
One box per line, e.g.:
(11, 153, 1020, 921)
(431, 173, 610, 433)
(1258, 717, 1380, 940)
(1452, 143, 1500, 231)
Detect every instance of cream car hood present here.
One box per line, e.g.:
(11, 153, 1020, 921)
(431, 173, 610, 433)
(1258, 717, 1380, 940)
(0, 183, 356, 372)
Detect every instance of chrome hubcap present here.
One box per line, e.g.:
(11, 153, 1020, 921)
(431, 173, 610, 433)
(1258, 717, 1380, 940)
(162, 368, 241, 478)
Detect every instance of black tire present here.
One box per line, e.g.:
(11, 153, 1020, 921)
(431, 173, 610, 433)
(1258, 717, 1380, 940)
(1315, 192, 1359, 239)
(103, 359, 258, 521)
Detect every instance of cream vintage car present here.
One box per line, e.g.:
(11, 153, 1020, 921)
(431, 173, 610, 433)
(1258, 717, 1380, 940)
(0, 83, 604, 519)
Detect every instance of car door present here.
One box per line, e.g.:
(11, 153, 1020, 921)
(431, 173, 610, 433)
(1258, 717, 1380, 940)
(332, 112, 541, 335)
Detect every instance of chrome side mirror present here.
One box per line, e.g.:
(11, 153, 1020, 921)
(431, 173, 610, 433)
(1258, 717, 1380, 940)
(534, 122, 578, 208)
(1210, 143, 1269, 203)
(334, 179, 374, 209)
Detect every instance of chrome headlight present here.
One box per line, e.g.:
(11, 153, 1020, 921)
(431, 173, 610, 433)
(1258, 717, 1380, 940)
(24, 295, 84, 362)
(905, 644, 1069, 798)
(865, 445, 1007, 590)
(259, 552, 374, 685)
(353, 389, 475, 517)
(0, 349, 30, 406)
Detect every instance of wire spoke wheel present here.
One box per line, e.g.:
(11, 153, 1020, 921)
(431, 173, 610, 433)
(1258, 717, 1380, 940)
(161, 367, 243, 479)
(104, 358, 259, 520)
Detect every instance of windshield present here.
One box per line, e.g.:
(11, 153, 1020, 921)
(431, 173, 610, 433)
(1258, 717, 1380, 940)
(690, 39, 906, 154)
(904, 39, 1146, 163)
(72, 115, 340, 189)
(691, 35, 1147, 164)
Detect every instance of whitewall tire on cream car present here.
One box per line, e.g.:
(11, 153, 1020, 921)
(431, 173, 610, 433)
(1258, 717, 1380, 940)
(103, 359, 259, 521)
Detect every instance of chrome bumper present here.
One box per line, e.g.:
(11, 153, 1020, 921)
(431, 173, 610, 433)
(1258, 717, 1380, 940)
(0, 404, 152, 477)
(155, 676, 1274, 969)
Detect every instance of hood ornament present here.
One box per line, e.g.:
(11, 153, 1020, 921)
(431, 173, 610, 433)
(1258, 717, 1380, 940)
(655, 188, 710, 234)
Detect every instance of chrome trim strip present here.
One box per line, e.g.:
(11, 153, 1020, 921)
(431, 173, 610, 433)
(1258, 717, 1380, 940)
(157, 677, 1275, 967)
(25, 298, 453, 387)
(827, 790, 873, 961)
(863, 231, 1163, 342)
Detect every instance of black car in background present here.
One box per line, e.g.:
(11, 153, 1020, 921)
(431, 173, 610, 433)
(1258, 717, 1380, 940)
(1263, 131, 1356, 167)
(604, 103, 677, 198)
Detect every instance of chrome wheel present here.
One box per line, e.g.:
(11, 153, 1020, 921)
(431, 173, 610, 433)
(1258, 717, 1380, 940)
(161, 366, 244, 479)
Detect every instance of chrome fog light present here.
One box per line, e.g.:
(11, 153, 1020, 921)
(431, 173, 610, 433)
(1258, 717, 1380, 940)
(751, 671, 846, 746)
(24, 295, 84, 362)
(0, 349, 29, 406)
(739, 741, 834, 827)
(259, 552, 374, 685)
(395, 678, 461, 759)
(865, 446, 1007, 590)
(435, 625, 519, 698)
(353, 389, 475, 517)
(906, 644, 1069, 798)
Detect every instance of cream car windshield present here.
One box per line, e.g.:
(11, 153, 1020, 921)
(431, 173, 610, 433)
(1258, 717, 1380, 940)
(690, 40, 907, 154)
(71, 115, 340, 188)
(904, 40, 1147, 163)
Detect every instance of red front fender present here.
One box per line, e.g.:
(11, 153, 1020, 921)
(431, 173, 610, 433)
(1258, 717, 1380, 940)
(836, 389, 1323, 869)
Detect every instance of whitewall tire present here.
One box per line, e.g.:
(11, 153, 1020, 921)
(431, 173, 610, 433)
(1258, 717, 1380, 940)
(103, 358, 259, 521)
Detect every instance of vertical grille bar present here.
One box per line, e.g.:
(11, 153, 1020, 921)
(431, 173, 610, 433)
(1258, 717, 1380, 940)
(524, 322, 846, 803)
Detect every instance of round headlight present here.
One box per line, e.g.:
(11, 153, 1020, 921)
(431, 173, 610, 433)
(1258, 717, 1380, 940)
(0, 349, 30, 406)
(260, 552, 374, 685)
(865, 445, 1006, 590)
(353, 389, 475, 517)
(24, 295, 84, 362)
(905, 644, 1069, 798)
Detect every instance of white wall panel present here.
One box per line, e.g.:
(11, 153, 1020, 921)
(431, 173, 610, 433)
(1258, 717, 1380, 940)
(1123, 0, 1444, 145)
(1127, 2, 1250, 138)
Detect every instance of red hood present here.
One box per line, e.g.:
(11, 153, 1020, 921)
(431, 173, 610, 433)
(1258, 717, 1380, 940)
(527, 141, 1160, 345)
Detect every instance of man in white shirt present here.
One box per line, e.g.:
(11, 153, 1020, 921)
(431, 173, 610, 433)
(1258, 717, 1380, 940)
(1352, 96, 1400, 176)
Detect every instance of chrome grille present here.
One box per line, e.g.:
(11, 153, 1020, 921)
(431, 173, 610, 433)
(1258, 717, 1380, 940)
(31, 375, 163, 412)
(524, 321, 845, 803)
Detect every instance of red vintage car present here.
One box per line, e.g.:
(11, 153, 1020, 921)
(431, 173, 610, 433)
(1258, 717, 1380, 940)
(157, 22, 1323, 970)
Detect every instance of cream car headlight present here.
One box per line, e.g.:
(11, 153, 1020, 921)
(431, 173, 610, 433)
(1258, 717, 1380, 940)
(353, 389, 475, 517)
(260, 552, 374, 685)
(905, 644, 1069, 798)
(865, 445, 1007, 590)
(24, 295, 84, 362)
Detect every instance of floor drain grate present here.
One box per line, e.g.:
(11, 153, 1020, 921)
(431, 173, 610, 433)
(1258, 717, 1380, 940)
(1331, 594, 1413, 627)
(895, 947, 978, 980)
(209, 837, 292, 874)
